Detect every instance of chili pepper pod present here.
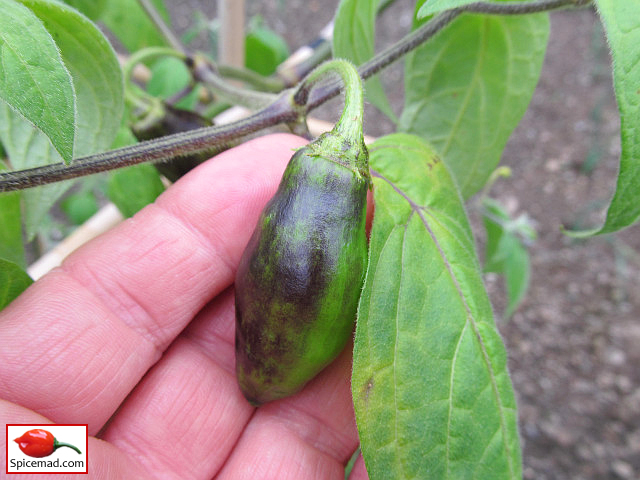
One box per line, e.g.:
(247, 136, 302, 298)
(14, 429, 81, 458)
(234, 59, 370, 406)
(234, 129, 369, 406)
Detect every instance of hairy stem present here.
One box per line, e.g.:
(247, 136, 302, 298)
(217, 65, 286, 93)
(305, 9, 461, 111)
(192, 56, 277, 109)
(292, 59, 363, 142)
(123, 47, 186, 85)
(461, 0, 591, 15)
(278, 40, 333, 88)
(0, 96, 296, 191)
(0, 0, 582, 192)
(277, 0, 397, 87)
(123, 47, 186, 109)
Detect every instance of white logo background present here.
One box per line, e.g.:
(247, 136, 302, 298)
(7, 424, 88, 474)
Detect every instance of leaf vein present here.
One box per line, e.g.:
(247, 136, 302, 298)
(375, 170, 516, 478)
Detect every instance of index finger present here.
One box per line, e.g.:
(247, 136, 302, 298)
(0, 133, 307, 433)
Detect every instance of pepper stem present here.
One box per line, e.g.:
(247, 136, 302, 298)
(292, 59, 364, 143)
(292, 60, 367, 176)
(53, 438, 82, 455)
(123, 47, 187, 110)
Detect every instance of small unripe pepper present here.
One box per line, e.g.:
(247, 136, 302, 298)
(234, 60, 369, 405)
(14, 429, 81, 458)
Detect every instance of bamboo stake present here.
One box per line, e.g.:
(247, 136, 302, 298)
(217, 0, 245, 68)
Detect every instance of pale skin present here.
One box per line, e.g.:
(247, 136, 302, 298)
(0, 134, 369, 479)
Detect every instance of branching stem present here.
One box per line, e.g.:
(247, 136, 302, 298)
(0, 0, 584, 192)
(191, 56, 277, 109)
(123, 47, 186, 110)
(0, 96, 296, 191)
(217, 65, 285, 93)
(292, 59, 363, 142)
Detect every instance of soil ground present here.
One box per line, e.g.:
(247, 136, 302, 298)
(171, 2, 640, 478)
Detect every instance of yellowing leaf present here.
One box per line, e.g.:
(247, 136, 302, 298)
(353, 133, 521, 479)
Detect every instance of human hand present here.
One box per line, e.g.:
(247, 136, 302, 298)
(0, 134, 367, 479)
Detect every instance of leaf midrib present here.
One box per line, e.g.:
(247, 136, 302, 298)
(0, 4, 75, 159)
(375, 172, 516, 478)
(417, 206, 515, 479)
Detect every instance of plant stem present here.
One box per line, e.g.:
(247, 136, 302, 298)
(0, 97, 296, 191)
(123, 47, 187, 110)
(202, 101, 232, 119)
(293, 59, 363, 143)
(217, 65, 286, 92)
(297, 61, 368, 175)
(191, 56, 277, 109)
(304, 0, 584, 110)
(305, 9, 461, 111)
(461, 0, 591, 15)
(123, 47, 186, 85)
(137, 0, 186, 54)
(277, 0, 397, 87)
(278, 40, 333, 87)
(0, 0, 582, 192)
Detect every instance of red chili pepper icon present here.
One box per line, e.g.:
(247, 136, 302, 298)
(14, 429, 81, 458)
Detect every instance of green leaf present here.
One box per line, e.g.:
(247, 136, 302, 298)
(333, 0, 397, 122)
(0, 101, 73, 241)
(147, 57, 190, 98)
(571, 0, 640, 235)
(0, 258, 33, 311)
(0, 0, 75, 164)
(344, 447, 360, 478)
(111, 123, 138, 150)
(353, 133, 521, 479)
(418, 0, 470, 17)
(100, 0, 170, 52)
(417, 0, 502, 17)
(0, 192, 23, 267)
(245, 26, 290, 76)
(482, 199, 532, 318)
(17, 0, 124, 157)
(107, 164, 165, 218)
(482, 199, 510, 273)
(502, 240, 529, 318)
(61, 0, 107, 20)
(1, 0, 124, 239)
(110, 104, 138, 149)
(60, 190, 99, 225)
(146, 56, 198, 110)
(0, 164, 24, 268)
(399, 5, 549, 198)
